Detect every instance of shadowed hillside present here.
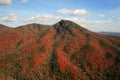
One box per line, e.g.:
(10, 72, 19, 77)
(0, 20, 120, 80)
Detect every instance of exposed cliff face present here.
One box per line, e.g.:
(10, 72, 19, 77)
(0, 20, 120, 80)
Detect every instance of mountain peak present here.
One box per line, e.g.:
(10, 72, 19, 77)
(59, 19, 73, 23)
(0, 20, 120, 80)
(53, 20, 87, 36)
(54, 20, 75, 26)
(53, 20, 76, 35)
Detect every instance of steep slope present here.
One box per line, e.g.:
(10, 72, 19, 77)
(0, 20, 120, 80)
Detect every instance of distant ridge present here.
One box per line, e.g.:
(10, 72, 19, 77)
(100, 31, 120, 36)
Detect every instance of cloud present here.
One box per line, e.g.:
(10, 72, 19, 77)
(26, 14, 113, 25)
(117, 17, 120, 20)
(57, 8, 71, 14)
(99, 14, 105, 17)
(0, 13, 18, 22)
(25, 14, 87, 25)
(25, 14, 62, 22)
(1, 13, 118, 32)
(0, 0, 11, 5)
(57, 8, 88, 15)
(24, 14, 119, 26)
(0, 0, 28, 5)
(25, 14, 120, 32)
(22, 0, 27, 3)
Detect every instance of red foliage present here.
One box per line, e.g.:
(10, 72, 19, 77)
(0, 21, 120, 79)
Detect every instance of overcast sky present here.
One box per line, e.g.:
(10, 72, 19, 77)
(0, 0, 120, 32)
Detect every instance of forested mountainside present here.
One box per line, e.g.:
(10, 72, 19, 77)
(0, 20, 120, 80)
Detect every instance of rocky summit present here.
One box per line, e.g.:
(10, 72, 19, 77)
(0, 20, 120, 80)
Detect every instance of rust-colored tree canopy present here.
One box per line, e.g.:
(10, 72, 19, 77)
(0, 20, 120, 80)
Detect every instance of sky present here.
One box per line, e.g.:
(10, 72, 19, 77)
(0, 0, 120, 32)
